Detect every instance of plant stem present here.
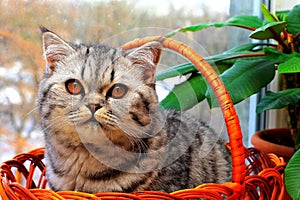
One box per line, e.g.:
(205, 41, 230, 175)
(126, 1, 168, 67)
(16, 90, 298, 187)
(218, 53, 266, 61)
(269, 28, 289, 52)
(294, 31, 300, 41)
(293, 102, 300, 151)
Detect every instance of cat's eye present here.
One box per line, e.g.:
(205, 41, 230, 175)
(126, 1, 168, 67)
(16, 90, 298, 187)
(107, 83, 128, 99)
(65, 79, 84, 95)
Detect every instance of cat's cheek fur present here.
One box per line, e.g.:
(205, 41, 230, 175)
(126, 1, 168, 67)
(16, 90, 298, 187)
(94, 107, 116, 128)
(46, 124, 82, 147)
(67, 106, 92, 125)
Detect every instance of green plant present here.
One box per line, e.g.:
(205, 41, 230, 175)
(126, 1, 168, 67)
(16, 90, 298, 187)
(157, 4, 300, 198)
(158, 3, 300, 149)
(285, 149, 300, 199)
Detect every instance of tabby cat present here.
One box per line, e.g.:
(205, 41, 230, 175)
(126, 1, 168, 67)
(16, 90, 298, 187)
(38, 27, 231, 193)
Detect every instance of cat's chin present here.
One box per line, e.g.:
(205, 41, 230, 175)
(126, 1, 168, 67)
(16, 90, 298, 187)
(80, 118, 108, 130)
(75, 122, 110, 145)
(75, 120, 136, 151)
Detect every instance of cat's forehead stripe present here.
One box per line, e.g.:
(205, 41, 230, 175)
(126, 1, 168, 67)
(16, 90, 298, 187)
(110, 67, 115, 83)
(80, 48, 89, 80)
(79, 46, 119, 92)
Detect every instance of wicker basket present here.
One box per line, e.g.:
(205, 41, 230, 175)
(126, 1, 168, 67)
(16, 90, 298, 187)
(0, 37, 291, 199)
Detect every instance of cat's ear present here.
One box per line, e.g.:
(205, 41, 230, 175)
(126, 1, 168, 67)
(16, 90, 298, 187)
(126, 41, 162, 83)
(40, 26, 75, 72)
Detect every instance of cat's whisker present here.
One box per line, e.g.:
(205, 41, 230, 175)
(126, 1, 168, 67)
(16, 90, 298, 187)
(43, 116, 68, 132)
(115, 124, 147, 152)
(116, 123, 160, 162)
(107, 126, 141, 154)
(120, 125, 164, 162)
(24, 106, 39, 118)
(117, 121, 147, 138)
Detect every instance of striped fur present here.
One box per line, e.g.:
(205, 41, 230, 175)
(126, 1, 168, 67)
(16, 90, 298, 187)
(38, 28, 231, 193)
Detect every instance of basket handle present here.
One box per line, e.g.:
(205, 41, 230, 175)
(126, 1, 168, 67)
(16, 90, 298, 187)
(122, 36, 246, 185)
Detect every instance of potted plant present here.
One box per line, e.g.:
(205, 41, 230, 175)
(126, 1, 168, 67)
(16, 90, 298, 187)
(250, 4, 300, 158)
(157, 3, 300, 155)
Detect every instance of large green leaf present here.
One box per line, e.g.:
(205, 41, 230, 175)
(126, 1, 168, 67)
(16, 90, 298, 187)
(223, 15, 264, 29)
(249, 21, 286, 40)
(264, 47, 300, 73)
(286, 4, 300, 36)
(207, 59, 276, 107)
(256, 88, 300, 113)
(264, 47, 292, 62)
(285, 149, 300, 200)
(156, 63, 195, 81)
(166, 15, 263, 37)
(160, 74, 207, 111)
(263, 47, 300, 73)
(156, 43, 267, 80)
(224, 43, 265, 53)
(278, 56, 300, 73)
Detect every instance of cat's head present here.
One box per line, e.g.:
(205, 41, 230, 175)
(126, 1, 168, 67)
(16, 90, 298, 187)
(38, 27, 163, 150)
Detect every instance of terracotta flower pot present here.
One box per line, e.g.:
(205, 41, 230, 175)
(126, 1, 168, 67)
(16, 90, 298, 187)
(251, 128, 294, 159)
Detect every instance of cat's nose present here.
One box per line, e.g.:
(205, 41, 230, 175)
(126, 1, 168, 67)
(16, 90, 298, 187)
(87, 104, 101, 114)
